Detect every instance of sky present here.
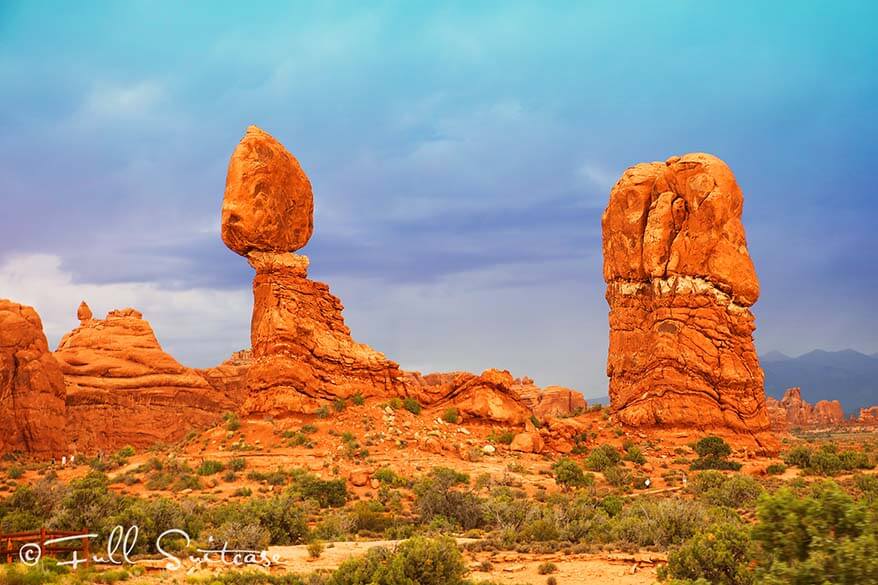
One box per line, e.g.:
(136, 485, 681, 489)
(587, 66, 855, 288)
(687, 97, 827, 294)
(1, 2, 876, 399)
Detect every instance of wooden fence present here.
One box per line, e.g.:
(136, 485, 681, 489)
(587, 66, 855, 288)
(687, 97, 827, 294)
(0, 528, 91, 564)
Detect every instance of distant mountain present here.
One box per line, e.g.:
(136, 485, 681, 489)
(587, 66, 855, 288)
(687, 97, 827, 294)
(761, 350, 792, 363)
(761, 349, 878, 414)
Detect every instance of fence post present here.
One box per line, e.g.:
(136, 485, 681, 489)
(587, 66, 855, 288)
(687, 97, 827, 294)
(39, 527, 46, 559)
(83, 533, 90, 565)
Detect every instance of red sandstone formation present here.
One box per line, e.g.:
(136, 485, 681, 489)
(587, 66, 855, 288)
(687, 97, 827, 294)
(403, 369, 532, 424)
(197, 349, 252, 405)
(602, 153, 773, 449)
(858, 406, 878, 425)
(54, 306, 237, 451)
(767, 387, 845, 429)
(222, 127, 407, 416)
(0, 300, 67, 456)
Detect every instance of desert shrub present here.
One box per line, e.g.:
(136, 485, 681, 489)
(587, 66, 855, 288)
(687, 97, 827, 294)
(6, 466, 23, 480)
(351, 393, 365, 406)
(196, 460, 225, 476)
(172, 474, 202, 491)
(213, 495, 308, 545)
(783, 445, 813, 468)
(552, 458, 590, 489)
(585, 444, 621, 471)
(229, 457, 247, 472)
(488, 429, 515, 445)
(293, 473, 348, 508)
(116, 445, 136, 458)
(441, 408, 460, 424)
(612, 497, 708, 548)
(537, 561, 558, 574)
(690, 437, 741, 471)
(224, 412, 240, 431)
(333, 398, 347, 412)
(603, 465, 633, 488)
(51, 471, 121, 534)
(765, 463, 786, 475)
(660, 521, 755, 585)
(307, 540, 324, 559)
(624, 445, 646, 465)
(326, 536, 467, 585)
(402, 397, 422, 415)
(212, 519, 271, 550)
(349, 500, 391, 534)
(689, 472, 763, 509)
(301, 424, 318, 434)
(316, 406, 330, 419)
(854, 473, 878, 500)
(373, 467, 408, 488)
(414, 468, 484, 530)
(751, 480, 878, 583)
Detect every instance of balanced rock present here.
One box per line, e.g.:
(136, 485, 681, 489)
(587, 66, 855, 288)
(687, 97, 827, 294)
(602, 153, 773, 448)
(222, 126, 314, 256)
(0, 300, 67, 456)
(54, 307, 237, 451)
(77, 300, 93, 323)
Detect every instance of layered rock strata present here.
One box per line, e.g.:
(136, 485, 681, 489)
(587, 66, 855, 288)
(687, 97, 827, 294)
(602, 153, 773, 447)
(55, 306, 236, 451)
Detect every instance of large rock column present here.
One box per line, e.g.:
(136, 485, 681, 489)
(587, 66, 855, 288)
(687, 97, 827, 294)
(221, 127, 405, 415)
(601, 153, 773, 446)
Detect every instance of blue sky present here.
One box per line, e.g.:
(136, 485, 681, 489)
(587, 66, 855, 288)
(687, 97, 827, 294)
(1, 1, 876, 398)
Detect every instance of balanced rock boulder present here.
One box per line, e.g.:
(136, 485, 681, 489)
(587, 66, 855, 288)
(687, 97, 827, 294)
(55, 306, 237, 451)
(0, 300, 67, 456)
(602, 153, 773, 448)
(222, 126, 314, 256)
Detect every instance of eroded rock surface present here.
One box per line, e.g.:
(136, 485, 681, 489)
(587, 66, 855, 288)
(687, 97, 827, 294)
(55, 307, 236, 451)
(602, 153, 773, 448)
(0, 300, 67, 456)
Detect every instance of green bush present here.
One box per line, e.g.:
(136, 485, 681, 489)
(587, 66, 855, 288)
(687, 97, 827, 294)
(441, 408, 460, 424)
(351, 393, 365, 406)
(229, 457, 247, 472)
(414, 468, 484, 530)
(196, 460, 225, 476)
(611, 497, 708, 548)
(334, 398, 347, 412)
(751, 480, 878, 583)
(552, 458, 589, 489)
(402, 397, 422, 415)
(624, 445, 646, 465)
(488, 430, 515, 445)
(688, 472, 763, 509)
(537, 561, 558, 574)
(224, 412, 241, 432)
(765, 463, 786, 475)
(294, 473, 348, 508)
(6, 466, 23, 480)
(660, 521, 755, 585)
(690, 437, 741, 471)
(782, 445, 813, 468)
(585, 444, 621, 471)
(326, 536, 467, 585)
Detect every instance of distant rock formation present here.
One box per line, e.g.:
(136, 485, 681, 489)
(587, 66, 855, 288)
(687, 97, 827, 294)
(602, 153, 773, 449)
(55, 307, 237, 451)
(767, 387, 846, 430)
(0, 300, 67, 456)
(858, 406, 878, 425)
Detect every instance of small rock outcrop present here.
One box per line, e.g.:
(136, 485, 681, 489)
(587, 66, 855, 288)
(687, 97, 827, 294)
(602, 153, 773, 449)
(0, 300, 67, 456)
(55, 307, 237, 451)
(222, 127, 407, 416)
